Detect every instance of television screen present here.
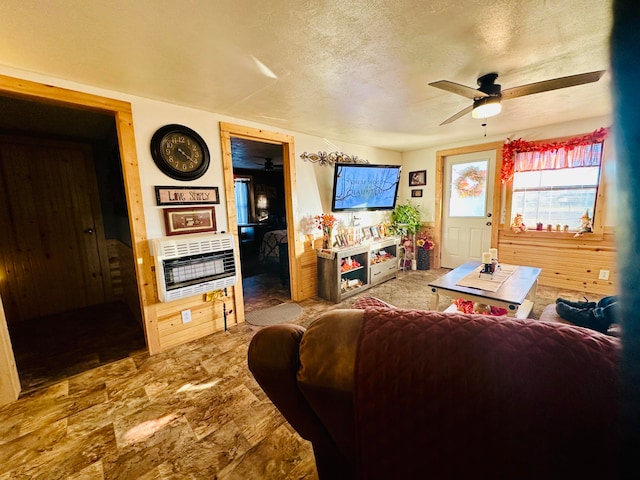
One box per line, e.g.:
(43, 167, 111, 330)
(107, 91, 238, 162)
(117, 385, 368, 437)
(331, 163, 401, 212)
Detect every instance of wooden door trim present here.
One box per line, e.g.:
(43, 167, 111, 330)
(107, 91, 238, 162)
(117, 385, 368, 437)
(435, 141, 503, 269)
(219, 122, 299, 322)
(0, 75, 157, 358)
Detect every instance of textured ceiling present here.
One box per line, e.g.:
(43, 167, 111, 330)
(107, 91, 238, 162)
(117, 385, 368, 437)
(0, 0, 612, 153)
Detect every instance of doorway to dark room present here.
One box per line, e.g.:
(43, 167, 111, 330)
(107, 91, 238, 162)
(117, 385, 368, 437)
(230, 137, 291, 312)
(0, 96, 146, 393)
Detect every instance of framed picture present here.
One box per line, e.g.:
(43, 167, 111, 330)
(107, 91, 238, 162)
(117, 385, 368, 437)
(163, 206, 216, 236)
(409, 170, 427, 186)
(411, 189, 423, 198)
(340, 233, 349, 246)
(370, 225, 381, 239)
(155, 186, 219, 206)
(363, 227, 372, 239)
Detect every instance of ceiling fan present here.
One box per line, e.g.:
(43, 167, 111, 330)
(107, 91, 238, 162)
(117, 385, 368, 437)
(253, 157, 282, 172)
(429, 70, 606, 125)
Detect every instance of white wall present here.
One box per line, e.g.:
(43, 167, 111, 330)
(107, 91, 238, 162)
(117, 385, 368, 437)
(0, 65, 401, 242)
(401, 115, 615, 226)
(0, 65, 613, 233)
(290, 132, 401, 235)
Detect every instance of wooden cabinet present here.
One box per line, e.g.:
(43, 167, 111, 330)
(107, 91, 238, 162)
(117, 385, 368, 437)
(317, 237, 399, 303)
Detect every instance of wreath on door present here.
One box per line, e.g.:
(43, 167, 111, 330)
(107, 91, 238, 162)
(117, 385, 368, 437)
(454, 166, 486, 198)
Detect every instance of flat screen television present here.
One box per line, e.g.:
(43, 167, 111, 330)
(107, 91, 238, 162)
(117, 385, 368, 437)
(331, 163, 401, 212)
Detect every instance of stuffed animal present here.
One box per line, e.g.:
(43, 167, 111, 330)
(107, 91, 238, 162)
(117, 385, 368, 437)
(510, 213, 527, 233)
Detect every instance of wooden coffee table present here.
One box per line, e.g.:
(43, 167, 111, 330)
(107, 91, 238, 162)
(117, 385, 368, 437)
(428, 260, 542, 318)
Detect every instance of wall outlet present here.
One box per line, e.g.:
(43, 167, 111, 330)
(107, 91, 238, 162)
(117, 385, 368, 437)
(598, 270, 610, 280)
(181, 309, 192, 324)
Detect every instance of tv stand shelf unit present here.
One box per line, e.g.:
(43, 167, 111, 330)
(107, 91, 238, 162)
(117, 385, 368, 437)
(317, 237, 400, 303)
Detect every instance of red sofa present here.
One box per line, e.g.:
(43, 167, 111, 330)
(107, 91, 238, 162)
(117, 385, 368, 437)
(248, 298, 620, 479)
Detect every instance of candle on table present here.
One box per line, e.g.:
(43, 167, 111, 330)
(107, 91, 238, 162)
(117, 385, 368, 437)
(482, 252, 491, 264)
(489, 248, 498, 260)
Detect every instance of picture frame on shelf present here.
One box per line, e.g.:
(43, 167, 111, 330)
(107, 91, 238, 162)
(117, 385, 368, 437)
(409, 170, 427, 186)
(163, 206, 216, 236)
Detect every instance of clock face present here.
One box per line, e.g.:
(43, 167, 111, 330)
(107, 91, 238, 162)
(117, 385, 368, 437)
(150, 125, 210, 180)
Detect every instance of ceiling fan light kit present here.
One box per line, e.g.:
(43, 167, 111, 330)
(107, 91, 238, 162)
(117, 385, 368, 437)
(429, 70, 606, 125)
(472, 96, 502, 119)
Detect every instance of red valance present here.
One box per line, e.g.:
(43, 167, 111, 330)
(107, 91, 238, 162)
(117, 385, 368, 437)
(500, 127, 609, 183)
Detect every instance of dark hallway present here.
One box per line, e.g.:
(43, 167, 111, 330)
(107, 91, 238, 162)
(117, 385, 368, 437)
(8, 302, 146, 394)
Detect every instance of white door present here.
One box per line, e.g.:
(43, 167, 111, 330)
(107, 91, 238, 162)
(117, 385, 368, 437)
(441, 150, 496, 268)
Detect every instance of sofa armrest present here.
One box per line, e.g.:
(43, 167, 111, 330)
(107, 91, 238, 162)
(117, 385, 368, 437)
(248, 324, 336, 445)
(248, 323, 355, 479)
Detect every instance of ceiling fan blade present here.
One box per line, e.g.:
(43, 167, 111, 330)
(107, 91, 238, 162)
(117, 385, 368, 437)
(502, 70, 606, 100)
(440, 105, 474, 125)
(429, 80, 489, 99)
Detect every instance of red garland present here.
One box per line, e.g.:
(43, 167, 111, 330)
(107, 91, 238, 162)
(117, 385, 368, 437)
(500, 127, 609, 183)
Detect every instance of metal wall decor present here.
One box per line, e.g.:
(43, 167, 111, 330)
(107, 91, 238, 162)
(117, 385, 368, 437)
(300, 151, 369, 167)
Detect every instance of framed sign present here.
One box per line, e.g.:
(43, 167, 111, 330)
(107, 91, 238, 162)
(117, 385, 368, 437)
(155, 186, 219, 206)
(409, 170, 427, 186)
(411, 189, 423, 198)
(163, 206, 216, 236)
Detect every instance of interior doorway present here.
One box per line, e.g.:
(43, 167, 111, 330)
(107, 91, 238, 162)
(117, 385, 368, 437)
(230, 138, 292, 311)
(0, 95, 146, 393)
(219, 122, 303, 323)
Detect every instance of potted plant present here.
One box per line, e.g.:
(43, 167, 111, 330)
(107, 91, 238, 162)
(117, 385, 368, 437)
(389, 203, 421, 237)
(390, 204, 422, 270)
(415, 230, 435, 270)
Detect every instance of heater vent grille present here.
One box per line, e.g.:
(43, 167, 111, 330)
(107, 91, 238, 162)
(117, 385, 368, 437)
(152, 233, 237, 302)
(157, 235, 235, 259)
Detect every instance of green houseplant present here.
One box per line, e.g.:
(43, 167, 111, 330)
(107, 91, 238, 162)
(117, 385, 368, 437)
(390, 203, 421, 237)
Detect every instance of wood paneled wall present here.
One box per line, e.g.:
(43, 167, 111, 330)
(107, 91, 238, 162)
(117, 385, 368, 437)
(0, 136, 114, 324)
(296, 237, 323, 300)
(107, 239, 143, 326)
(498, 229, 617, 296)
(0, 295, 20, 404)
(154, 289, 236, 350)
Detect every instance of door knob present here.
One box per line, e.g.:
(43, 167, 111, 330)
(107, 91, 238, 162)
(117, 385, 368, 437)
(486, 212, 492, 217)
(486, 221, 492, 226)
(85, 228, 94, 235)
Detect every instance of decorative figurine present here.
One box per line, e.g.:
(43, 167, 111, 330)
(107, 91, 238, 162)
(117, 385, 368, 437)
(574, 210, 593, 237)
(510, 213, 527, 233)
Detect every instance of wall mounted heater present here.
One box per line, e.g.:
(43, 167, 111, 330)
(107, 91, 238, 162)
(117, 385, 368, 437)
(152, 232, 237, 302)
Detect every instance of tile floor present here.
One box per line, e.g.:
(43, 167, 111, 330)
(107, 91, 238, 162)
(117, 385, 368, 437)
(0, 268, 581, 479)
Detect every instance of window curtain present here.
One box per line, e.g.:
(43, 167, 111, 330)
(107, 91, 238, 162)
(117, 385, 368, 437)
(234, 180, 250, 224)
(501, 127, 609, 183)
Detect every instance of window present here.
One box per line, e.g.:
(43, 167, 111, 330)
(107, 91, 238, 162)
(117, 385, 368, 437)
(449, 160, 488, 217)
(234, 176, 254, 224)
(507, 136, 605, 231)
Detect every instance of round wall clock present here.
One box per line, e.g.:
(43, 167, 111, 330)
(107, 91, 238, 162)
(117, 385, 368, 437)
(150, 124, 211, 180)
